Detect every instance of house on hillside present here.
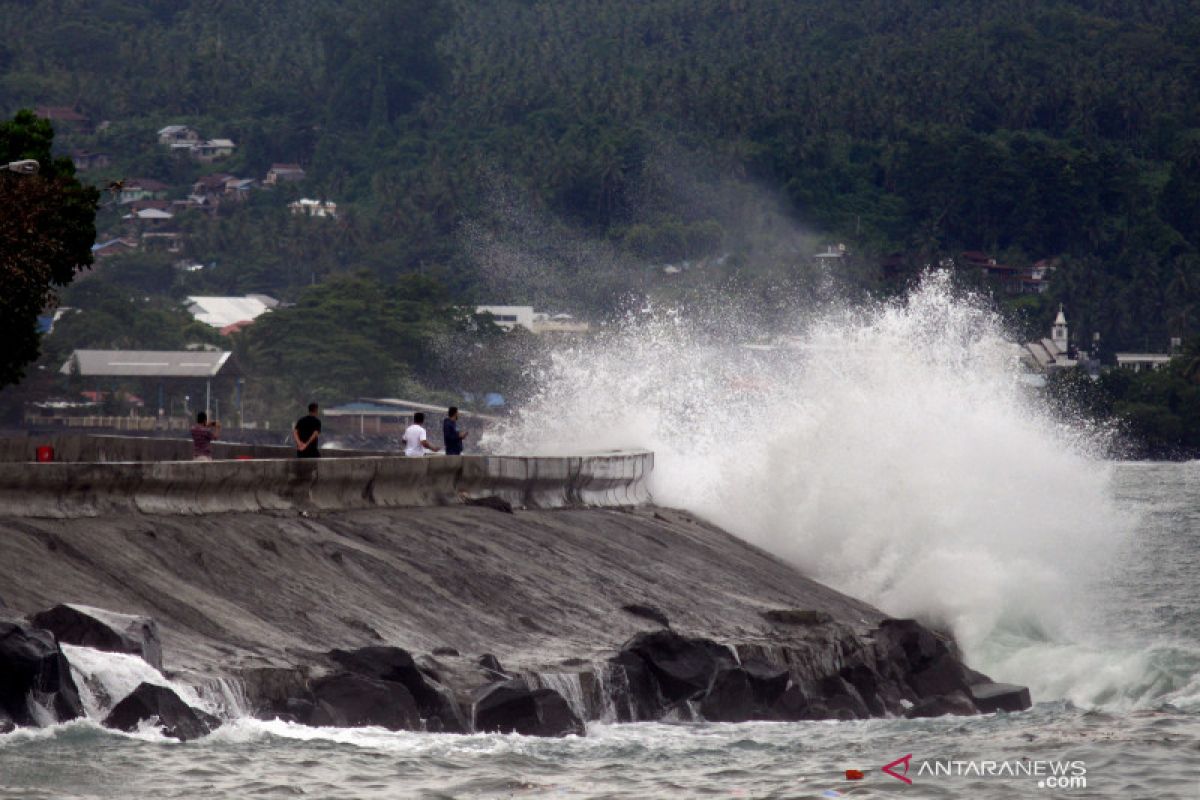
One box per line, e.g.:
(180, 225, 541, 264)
(125, 199, 171, 213)
(475, 305, 535, 332)
(474, 305, 590, 335)
(35, 105, 91, 133)
(141, 231, 184, 253)
(70, 149, 111, 171)
(265, 163, 306, 185)
(223, 177, 256, 202)
(122, 207, 174, 227)
(91, 238, 138, 259)
(118, 178, 170, 204)
(158, 125, 201, 146)
(192, 173, 235, 202)
(961, 251, 1055, 295)
(193, 138, 236, 162)
(288, 198, 337, 218)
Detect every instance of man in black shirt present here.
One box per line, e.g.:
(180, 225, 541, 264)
(442, 406, 467, 456)
(293, 402, 321, 458)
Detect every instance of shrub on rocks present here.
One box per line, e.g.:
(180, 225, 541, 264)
(103, 682, 220, 741)
(0, 621, 84, 726)
(31, 604, 162, 671)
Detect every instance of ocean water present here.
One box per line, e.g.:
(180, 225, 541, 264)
(2, 466, 1198, 796)
(2, 463, 1198, 798)
(4, 277, 1200, 797)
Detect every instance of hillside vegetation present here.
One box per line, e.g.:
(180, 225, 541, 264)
(2, 0, 1200, 417)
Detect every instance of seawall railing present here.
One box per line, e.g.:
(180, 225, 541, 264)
(0, 435, 653, 518)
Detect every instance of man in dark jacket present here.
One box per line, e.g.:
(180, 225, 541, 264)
(293, 402, 321, 458)
(442, 406, 467, 456)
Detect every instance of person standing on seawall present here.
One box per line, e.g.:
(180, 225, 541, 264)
(404, 412, 440, 457)
(442, 406, 468, 456)
(293, 402, 321, 458)
(191, 411, 220, 461)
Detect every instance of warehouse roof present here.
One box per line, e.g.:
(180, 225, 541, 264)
(61, 350, 233, 378)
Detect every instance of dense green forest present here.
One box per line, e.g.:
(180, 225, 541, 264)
(2, 0, 1200, 424)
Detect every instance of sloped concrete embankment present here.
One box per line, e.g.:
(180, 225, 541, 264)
(0, 504, 1030, 738)
(0, 451, 653, 517)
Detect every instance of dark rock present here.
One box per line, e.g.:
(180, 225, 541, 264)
(621, 604, 669, 628)
(103, 682, 220, 741)
(432, 647, 460, 657)
(0, 707, 13, 734)
(308, 673, 421, 731)
(473, 679, 584, 737)
(327, 646, 465, 732)
(282, 697, 316, 724)
(618, 630, 737, 703)
(31, 604, 162, 671)
(909, 653, 973, 699)
(873, 619, 972, 700)
(0, 621, 84, 726)
(970, 682, 1032, 713)
(766, 684, 812, 721)
(478, 654, 507, 677)
(699, 667, 758, 722)
(465, 495, 513, 513)
(608, 650, 661, 722)
(905, 690, 978, 718)
(839, 662, 903, 717)
(761, 609, 834, 626)
(740, 660, 791, 705)
(812, 675, 870, 720)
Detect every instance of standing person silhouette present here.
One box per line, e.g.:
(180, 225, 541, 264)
(403, 412, 439, 457)
(442, 406, 468, 456)
(293, 402, 321, 458)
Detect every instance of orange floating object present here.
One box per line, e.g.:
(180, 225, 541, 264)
(845, 769, 865, 780)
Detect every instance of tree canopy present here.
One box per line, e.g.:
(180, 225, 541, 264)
(0, 110, 98, 388)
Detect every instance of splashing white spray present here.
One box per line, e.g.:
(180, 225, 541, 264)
(487, 273, 1141, 705)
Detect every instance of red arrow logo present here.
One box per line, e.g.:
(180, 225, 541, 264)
(882, 754, 914, 784)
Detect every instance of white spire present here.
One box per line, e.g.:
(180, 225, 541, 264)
(1052, 305, 1069, 352)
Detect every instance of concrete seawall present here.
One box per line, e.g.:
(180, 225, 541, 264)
(0, 450, 654, 518)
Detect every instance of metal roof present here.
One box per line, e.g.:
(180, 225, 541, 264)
(61, 350, 233, 378)
(359, 397, 502, 422)
(185, 296, 276, 328)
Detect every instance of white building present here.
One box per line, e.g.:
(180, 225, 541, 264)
(532, 312, 590, 334)
(288, 198, 338, 218)
(1114, 353, 1172, 372)
(476, 305, 536, 331)
(1022, 306, 1077, 373)
(185, 295, 279, 329)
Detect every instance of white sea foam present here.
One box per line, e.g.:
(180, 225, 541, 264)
(62, 644, 208, 719)
(485, 272, 1175, 707)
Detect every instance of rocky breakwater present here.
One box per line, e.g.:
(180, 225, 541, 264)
(0, 504, 1030, 740)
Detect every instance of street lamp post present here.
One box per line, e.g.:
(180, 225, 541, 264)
(2, 159, 39, 175)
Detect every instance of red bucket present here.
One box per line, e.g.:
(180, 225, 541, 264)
(35, 445, 55, 463)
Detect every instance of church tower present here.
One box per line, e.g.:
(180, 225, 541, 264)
(1052, 306, 1069, 353)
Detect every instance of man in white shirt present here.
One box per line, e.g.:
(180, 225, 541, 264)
(403, 412, 440, 457)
